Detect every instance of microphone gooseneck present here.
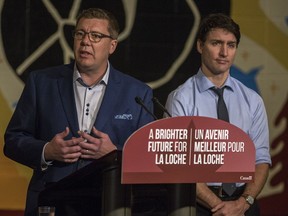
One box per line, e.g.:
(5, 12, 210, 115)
(152, 97, 172, 117)
(135, 96, 158, 120)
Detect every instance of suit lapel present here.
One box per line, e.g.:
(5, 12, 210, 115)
(58, 64, 80, 137)
(94, 67, 121, 131)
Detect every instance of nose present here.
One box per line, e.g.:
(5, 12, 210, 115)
(220, 44, 228, 57)
(80, 33, 90, 45)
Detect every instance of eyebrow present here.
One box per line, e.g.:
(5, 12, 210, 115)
(210, 39, 237, 44)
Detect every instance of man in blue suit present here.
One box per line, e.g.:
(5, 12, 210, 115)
(4, 8, 154, 216)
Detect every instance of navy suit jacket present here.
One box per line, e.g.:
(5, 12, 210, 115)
(4, 62, 154, 215)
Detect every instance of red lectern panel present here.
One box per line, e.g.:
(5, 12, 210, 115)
(122, 116, 255, 184)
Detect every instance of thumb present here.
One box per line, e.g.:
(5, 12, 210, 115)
(57, 127, 70, 139)
(92, 126, 103, 138)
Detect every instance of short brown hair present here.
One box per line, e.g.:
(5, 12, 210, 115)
(76, 8, 120, 39)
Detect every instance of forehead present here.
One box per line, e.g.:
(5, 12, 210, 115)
(207, 28, 237, 42)
(76, 18, 109, 32)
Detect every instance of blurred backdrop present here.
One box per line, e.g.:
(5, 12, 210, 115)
(0, 0, 287, 215)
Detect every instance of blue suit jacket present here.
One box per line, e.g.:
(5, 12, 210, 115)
(4, 62, 154, 215)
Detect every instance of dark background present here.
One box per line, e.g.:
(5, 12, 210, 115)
(1, 0, 230, 118)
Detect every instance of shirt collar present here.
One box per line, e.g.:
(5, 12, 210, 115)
(196, 68, 234, 93)
(73, 62, 110, 86)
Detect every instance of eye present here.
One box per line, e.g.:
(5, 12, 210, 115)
(211, 41, 221, 46)
(228, 43, 236, 49)
(90, 32, 102, 40)
(75, 31, 85, 37)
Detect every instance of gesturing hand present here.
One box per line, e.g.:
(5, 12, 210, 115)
(44, 127, 84, 163)
(78, 127, 117, 159)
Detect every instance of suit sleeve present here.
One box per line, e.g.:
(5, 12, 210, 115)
(4, 72, 46, 170)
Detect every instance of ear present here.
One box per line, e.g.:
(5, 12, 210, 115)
(197, 39, 203, 54)
(109, 40, 118, 55)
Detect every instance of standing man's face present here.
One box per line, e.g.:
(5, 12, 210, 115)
(197, 28, 237, 77)
(73, 18, 118, 74)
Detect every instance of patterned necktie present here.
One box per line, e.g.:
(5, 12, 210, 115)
(212, 87, 236, 196)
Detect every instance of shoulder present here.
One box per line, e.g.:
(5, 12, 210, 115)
(230, 76, 264, 105)
(109, 66, 152, 90)
(168, 76, 196, 99)
(29, 62, 73, 79)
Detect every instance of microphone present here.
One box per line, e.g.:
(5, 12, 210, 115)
(152, 97, 172, 117)
(135, 96, 158, 120)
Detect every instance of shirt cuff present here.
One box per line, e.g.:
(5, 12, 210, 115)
(41, 142, 53, 171)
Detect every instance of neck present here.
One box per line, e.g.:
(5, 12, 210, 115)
(79, 71, 105, 86)
(77, 63, 108, 86)
(201, 67, 229, 88)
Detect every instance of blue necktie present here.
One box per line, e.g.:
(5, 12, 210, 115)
(212, 87, 236, 196)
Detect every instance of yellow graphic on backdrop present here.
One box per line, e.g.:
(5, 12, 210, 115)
(231, 0, 288, 199)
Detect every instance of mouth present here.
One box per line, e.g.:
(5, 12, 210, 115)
(216, 59, 229, 64)
(79, 50, 92, 57)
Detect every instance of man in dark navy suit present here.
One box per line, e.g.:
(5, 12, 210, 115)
(4, 8, 154, 216)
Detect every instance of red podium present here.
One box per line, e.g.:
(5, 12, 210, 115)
(122, 116, 255, 184)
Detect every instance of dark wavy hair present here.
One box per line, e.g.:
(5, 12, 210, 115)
(197, 13, 241, 47)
